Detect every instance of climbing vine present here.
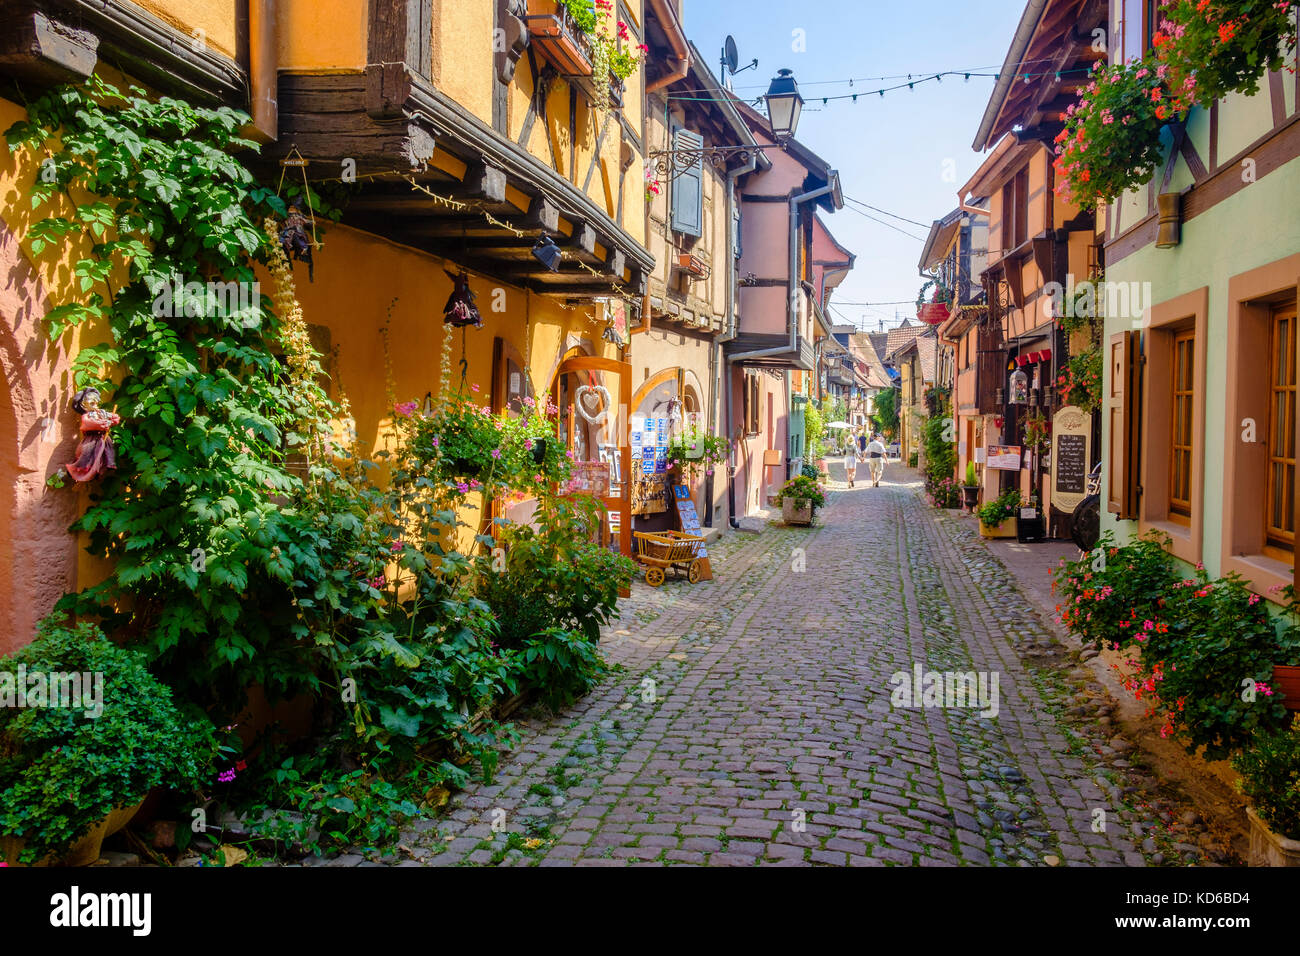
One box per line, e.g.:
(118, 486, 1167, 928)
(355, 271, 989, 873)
(5, 77, 341, 706)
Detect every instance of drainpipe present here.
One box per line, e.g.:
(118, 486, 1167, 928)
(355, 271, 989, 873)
(723, 180, 835, 521)
(720, 150, 759, 528)
(645, 0, 690, 94)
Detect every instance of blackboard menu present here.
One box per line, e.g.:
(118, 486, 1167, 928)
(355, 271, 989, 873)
(673, 485, 712, 579)
(1055, 433, 1087, 495)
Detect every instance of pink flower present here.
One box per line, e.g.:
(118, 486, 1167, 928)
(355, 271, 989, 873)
(470, 479, 482, 489)
(391, 540, 404, 552)
(457, 482, 469, 494)
(491, 448, 502, 459)
(471, 383, 481, 393)
(431, 437, 440, 448)
(534, 473, 545, 483)
(395, 401, 418, 417)
(1249, 594, 1261, 606)
(1256, 682, 1274, 696)
(218, 769, 237, 783)
(524, 438, 533, 451)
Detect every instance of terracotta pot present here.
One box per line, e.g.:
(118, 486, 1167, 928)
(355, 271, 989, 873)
(1272, 665, 1300, 712)
(782, 497, 813, 526)
(3, 815, 109, 867)
(1246, 806, 1300, 867)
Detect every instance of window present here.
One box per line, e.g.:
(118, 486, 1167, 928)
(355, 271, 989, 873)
(742, 372, 760, 436)
(1221, 253, 1300, 602)
(1265, 306, 1297, 556)
(1169, 330, 1195, 520)
(1001, 168, 1029, 253)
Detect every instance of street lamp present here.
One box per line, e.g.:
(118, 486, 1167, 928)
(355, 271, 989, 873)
(764, 68, 804, 140)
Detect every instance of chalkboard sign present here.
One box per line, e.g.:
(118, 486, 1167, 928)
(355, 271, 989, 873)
(1055, 433, 1088, 494)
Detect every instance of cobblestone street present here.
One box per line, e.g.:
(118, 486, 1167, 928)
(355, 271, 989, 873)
(377, 466, 1224, 867)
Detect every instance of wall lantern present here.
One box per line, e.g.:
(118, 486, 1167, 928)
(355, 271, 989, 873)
(1009, 367, 1029, 404)
(764, 69, 804, 140)
(1156, 191, 1182, 248)
(531, 235, 563, 272)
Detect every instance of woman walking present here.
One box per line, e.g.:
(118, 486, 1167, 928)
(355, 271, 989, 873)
(844, 432, 858, 488)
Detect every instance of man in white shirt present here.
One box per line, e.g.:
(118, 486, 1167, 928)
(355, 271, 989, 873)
(866, 434, 888, 487)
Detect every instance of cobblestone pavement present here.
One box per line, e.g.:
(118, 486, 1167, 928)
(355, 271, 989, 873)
(368, 465, 1224, 867)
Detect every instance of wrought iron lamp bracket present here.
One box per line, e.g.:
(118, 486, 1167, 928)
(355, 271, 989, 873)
(647, 145, 759, 182)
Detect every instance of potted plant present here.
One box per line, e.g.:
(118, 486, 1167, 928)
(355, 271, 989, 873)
(976, 488, 1021, 538)
(776, 474, 825, 526)
(1232, 718, 1300, 866)
(962, 461, 980, 511)
(524, 0, 596, 76)
(0, 617, 218, 866)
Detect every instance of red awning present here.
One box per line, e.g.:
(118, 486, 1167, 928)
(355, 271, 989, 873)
(1017, 349, 1052, 366)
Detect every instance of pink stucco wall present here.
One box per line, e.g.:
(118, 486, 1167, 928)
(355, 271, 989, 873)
(0, 219, 82, 654)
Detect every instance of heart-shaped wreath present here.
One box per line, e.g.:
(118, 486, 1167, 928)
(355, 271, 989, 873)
(575, 384, 611, 425)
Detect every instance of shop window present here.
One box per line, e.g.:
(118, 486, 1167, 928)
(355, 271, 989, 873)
(1139, 288, 1206, 564)
(1222, 253, 1300, 601)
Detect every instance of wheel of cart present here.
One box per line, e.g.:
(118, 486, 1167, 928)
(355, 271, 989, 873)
(645, 566, 666, 587)
(687, 560, 701, 584)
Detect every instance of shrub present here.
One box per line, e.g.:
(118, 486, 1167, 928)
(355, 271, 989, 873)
(1052, 531, 1180, 649)
(0, 617, 218, 863)
(1233, 717, 1300, 841)
(776, 474, 826, 511)
(517, 628, 609, 711)
(976, 489, 1021, 527)
(964, 462, 978, 487)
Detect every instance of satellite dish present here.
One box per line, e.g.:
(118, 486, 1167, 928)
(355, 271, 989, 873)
(723, 36, 739, 74)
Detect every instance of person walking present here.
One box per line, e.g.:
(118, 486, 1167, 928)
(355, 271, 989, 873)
(866, 433, 887, 487)
(844, 431, 858, 488)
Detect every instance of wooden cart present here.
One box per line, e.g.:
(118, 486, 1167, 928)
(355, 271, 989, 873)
(633, 530, 705, 586)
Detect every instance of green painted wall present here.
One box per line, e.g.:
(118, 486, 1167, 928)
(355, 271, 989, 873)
(1101, 152, 1300, 578)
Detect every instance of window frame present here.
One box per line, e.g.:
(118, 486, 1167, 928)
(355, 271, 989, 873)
(1264, 304, 1298, 558)
(1221, 253, 1300, 603)
(1168, 328, 1195, 522)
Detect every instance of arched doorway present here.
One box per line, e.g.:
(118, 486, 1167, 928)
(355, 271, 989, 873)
(550, 351, 632, 557)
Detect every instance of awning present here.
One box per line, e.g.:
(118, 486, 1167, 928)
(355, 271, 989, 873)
(1016, 348, 1052, 367)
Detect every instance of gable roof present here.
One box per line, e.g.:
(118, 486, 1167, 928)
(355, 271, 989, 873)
(884, 322, 922, 360)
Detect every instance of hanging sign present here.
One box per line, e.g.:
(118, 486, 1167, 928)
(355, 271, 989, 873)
(987, 445, 1022, 471)
(1051, 405, 1091, 513)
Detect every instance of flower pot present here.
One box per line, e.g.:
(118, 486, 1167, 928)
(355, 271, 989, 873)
(1246, 806, 1300, 867)
(523, 0, 594, 76)
(2, 815, 109, 867)
(1272, 665, 1300, 712)
(782, 497, 813, 526)
(962, 485, 979, 509)
(979, 517, 1017, 539)
(104, 796, 148, 838)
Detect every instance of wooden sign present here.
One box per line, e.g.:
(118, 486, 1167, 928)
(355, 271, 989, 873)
(1051, 405, 1091, 513)
(987, 445, 1022, 471)
(673, 485, 712, 580)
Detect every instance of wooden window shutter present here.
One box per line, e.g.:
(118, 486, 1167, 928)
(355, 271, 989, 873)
(670, 128, 704, 238)
(1107, 329, 1141, 518)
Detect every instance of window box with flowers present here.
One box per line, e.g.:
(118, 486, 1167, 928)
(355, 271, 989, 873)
(524, 0, 596, 76)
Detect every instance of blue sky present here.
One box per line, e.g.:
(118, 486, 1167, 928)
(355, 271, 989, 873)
(682, 0, 1027, 330)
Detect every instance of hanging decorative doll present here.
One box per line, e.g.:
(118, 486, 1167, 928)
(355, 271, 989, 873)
(279, 203, 315, 281)
(64, 386, 120, 483)
(442, 270, 483, 328)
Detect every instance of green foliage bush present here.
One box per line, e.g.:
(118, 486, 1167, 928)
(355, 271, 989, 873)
(976, 489, 1021, 527)
(1233, 717, 1300, 841)
(1053, 532, 1300, 760)
(0, 618, 217, 863)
